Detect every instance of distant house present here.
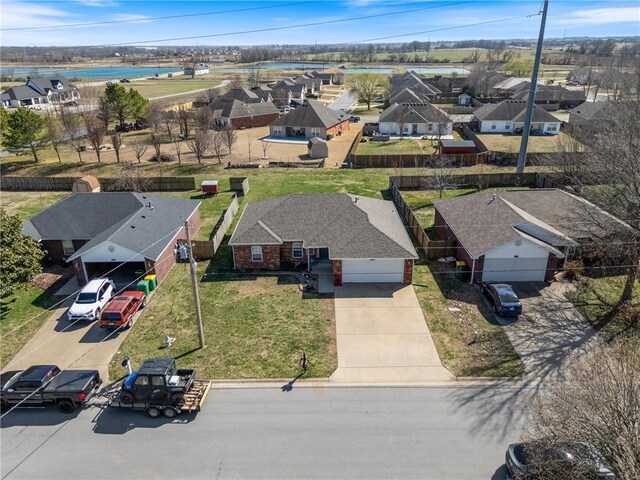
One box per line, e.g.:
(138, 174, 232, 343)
(22, 193, 200, 286)
(566, 67, 591, 85)
(292, 75, 323, 94)
(210, 98, 280, 130)
(183, 63, 209, 76)
(378, 102, 452, 136)
(387, 87, 432, 106)
(221, 88, 263, 104)
(1, 77, 79, 108)
(306, 71, 336, 85)
(228, 193, 417, 284)
(390, 71, 441, 101)
(472, 99, 561, 134)
(568, 101, 615, 126)
(250, 85, 275, 103)
(271, 80, 307, 104)
(510, 85, 586, 110)
(269, 101, 349, 139)
(491, 77, 533, 97)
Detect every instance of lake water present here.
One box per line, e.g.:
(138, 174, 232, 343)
(407, 67, 470, 75)
(340, 68, 394, 74)
(218, 62, 332, 73)
(0, 66, 180, 79)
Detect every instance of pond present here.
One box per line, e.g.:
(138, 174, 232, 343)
(0, 66, 181, 79)
(217, 62, 332, 73)
(407, 67, 470, 75)
(340, 68, 394, 74)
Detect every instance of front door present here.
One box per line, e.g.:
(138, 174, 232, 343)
(318, 248, 329, 260)
(412, 124, 418, 134)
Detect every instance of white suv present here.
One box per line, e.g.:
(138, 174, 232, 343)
(68, 279, 115, 322)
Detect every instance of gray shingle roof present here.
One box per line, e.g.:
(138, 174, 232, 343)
(434, 189, 616, 258)
(270, 101, 349, 128)
(221, 88, 261, 103)
(379, 102, 451, 124)
(1, 86, 38, 101)
(23, 193, 200, 261)
(388, 87, 431, 105)
(210, 98, 279, 119)
(473, 99, 560, 123)
(569, 101, 614, 121)
(229, 193, 417, 259)
(440, 140, 476, 148)
(510, 85, 586, 103)
(390, 72, 441, 96)
(27, 77, 74, 94)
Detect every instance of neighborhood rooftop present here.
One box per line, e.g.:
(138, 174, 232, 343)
(270, 101, 349, 128)
(229, 193, 417, 259)
(473, 99, 560, 123)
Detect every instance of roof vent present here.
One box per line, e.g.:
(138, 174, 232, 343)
(488, 193, 497, 204)
(354, 197, 359, 204)
(131, 225, 136, 229)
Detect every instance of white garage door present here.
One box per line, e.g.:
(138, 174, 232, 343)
(482, 256, 547, 282)
(342, 259, 404, 283)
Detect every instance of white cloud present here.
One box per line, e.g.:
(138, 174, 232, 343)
(74, 0, 117, 6)
(0, 1, 73, 29)
(111, 14, 151, 23)
(563, 6, 640, 25)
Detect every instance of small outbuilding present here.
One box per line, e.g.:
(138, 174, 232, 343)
(72, 176, 100, 193)
(201, 180, 220, 195)
(438, 140, 477, 155)
(457, 93, 472, 106)
(307, 137, 328, 159)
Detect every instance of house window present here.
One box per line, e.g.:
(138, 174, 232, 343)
(505, 123, 511, 130)
(251, 246, 263, 262)
(62, 240, 74, 255)
(292, 242, 303, 259)
(311, 128, 321, 137)
(547, 124, 558, 132)
(491, 122, 497, 130)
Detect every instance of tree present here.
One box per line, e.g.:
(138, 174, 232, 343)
(0, 208, 44, 298)
(260, 140, 271, 159)
(82, 112, 105, 163)
(176, 106, 193, 139)
(0, 108, 9, 144)
(58, 105, 85, 163)
(524, 338, 640, 480)
(110, 132, 123, 163)
(346, 73, 388, 110)
(128, 89, 149, 122)
(44, 109, 64, 163)
(104, 83, 149, 126)
(113, 163, 149, 192)
(131, 137, 148, 163)
(504, 57, 542, 77)
(4, 107, 46, 161)
(96, 96, 112, 133)
(210, 129, 225, 163)
(222, 126, 236, 154)
(187, 129, 212, 163)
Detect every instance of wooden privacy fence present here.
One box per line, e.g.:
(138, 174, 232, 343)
(458, 123, 488, 153)
(390, 184, 456, 260)
(0, 176, 196, 191)
(350, 152, 489, 168)
(389, 172, 538, 190)
(187, 195, 240, 260)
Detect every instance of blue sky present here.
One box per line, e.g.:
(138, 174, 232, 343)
(1, 0, 639, 47)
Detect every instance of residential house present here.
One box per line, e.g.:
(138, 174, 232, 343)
(378, 102, 452, 136)
(22, 193, 201, 286)
(291, 75, 323, 94)
(568, 101, 615, 127)
(390, 71, 441, 101)
(306, 71, 336, 85)
(510, 85, 586, 110)
(183, 63, 209, 76)
(1, 77, 79, 108)
(228, 193, 418, 284)
(210, 98, 280, 129)
(271, 80, 307, 104)
(250, 85, 275, 103)
(491, 77, 534, 97)
(387, 87, 432, 106)
(221, 87, 263, 103)
(434, 189, 619, 282)
(269, 100, 349, 139)
(472, 99, 561, 134)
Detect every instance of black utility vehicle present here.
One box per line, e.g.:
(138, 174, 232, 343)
(1, 365, 102, 413)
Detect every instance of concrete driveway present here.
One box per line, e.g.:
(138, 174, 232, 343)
(494, 281, 596, 382)
(4, 298, 137, 382)
(330, 284, 454, 384)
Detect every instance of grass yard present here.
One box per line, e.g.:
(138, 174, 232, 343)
(108, 267, 336, 379)
(1, 191, 69, 220)
(402, 189, 477, 237)
(565, 275, 640, 339)
(127, 78, 223, 99)
(414, 260, 524, 377)
(356, 139, 433, 155)
(162, 191, 236, 241)
(476, 131, 581, 154)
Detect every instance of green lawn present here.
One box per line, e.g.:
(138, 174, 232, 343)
(476, 131, 582, 154)
(109, 268, 336, 379)
(1, 192, 69, 220)
(402, 189, 477, 237)
(127, 78, 223, 99)
(565, 275, 640, 339)
(356, 133, 463, 156)
(414, 259, 524, 377)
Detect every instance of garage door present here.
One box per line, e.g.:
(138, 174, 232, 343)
(482, 256, 547, 282)
(342, 259, 404, 283)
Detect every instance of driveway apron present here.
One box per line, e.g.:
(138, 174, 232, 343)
(330, 284, 454, 384)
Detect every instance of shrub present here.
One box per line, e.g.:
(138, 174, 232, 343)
(563, 259, 584, 280)
(150, 153, 175, 162)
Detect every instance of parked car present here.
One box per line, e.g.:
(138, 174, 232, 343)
(100, 291, 146, 329)
(115, 123, 134, 133)
(68, 278, 115, 322)
(306, 93, 318, 99)
(505, 442, 616, 479)
(120, 79, 131, 83)
(349, 116, 360, 123)
(481, 283, 522, 316)
(1, 365, 102, 413)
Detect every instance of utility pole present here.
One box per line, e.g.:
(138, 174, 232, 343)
(516, 0, 549, 174)
(185, 220, 205, 349)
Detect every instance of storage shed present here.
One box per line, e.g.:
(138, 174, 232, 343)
(201, 180, 219, 195)
(438, 140, 477, 154)
(307, 137, 328, 159)
(457, 93, 472, 106)
(72, 176, 100, 193)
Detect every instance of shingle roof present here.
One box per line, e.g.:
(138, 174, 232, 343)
(388, 87, 431, 105)
(229, 193, 417, 259)
(1, 86, 38, 101)
(440, 140, 476, 148)
(569, 101, 614, 121)
(210, 98, 279, 119)
(27, 77, 74, 94)
(379, 102, 451, 124)
(473, 99, 560, 123)
(434, 189, 617, 258)
(221, 88, 261, 103)
(23, 193, 200, 261)
(390, 72, 441, 96)
(510, 85, 586, 103)
(270, 101, 349, 128)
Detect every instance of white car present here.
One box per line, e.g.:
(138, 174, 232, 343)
(68, 279, 115, 322)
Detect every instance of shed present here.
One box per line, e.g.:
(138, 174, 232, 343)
(307, 137, 328, 159)
(72, 176, 100, 193)
(438, 140, 476, 154)
(201, 180, 219, 195)
(457, 93, 472, 106)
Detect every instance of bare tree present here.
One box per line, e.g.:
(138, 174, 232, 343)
(195, 107, 213, 132)
(260, 140, 271, 159)
(148, 132, 162, 159)
(58, 105, 85, 163)
(110, 132, 122, 163)
(524, 337, 640, 480)
(187, 129, 212, 164)
(346, 73, 388, 110)
(82, 112, 105, 162)
(210, 129, 225, 163)
(176, 106, 193, 139)
(131, 137, 147, 163)
(428, 154, 456, 199)
(222, 126, 236, 154)
(44, 109, 63, 162)
(96, 96, 111, 133)
(113, 163, 150, 192)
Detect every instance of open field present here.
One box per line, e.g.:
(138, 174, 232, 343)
(476, 131, 580, 154)
(1, 191, 69, 221)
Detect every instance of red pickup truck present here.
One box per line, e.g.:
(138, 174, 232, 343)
(100, 291, 146, 329)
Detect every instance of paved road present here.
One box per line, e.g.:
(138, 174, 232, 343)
(1, 385, 527, 479)
(331, 284, 454, 383)
(329, 91, 359, 111)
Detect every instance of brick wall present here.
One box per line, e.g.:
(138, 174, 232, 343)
(280, 241, 307, 267)
(326, 119, 350, 138)
(73, 257, 86, 285)
(41, 239, 88, 262)
(230, 113, 279, 130)
(403, 259, 413, 284)
(234, 244, 281, 270)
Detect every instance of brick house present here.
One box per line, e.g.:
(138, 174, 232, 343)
(229, 193, 418, 285)
(433, 189, 620, 283)
(269, 101, 350, 140)
(210, 98, 280, 130)
(23, 193, 200, 286)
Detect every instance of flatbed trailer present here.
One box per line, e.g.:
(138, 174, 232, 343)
(109, 379, 212, 418)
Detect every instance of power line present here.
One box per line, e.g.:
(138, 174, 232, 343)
(0, 1, 316, 32)
(94, 1, 475, 47)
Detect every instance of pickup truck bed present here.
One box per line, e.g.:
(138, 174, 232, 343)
(44, 370, 101, 394)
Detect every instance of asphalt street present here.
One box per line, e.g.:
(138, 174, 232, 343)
(1, 385, 528, 480)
